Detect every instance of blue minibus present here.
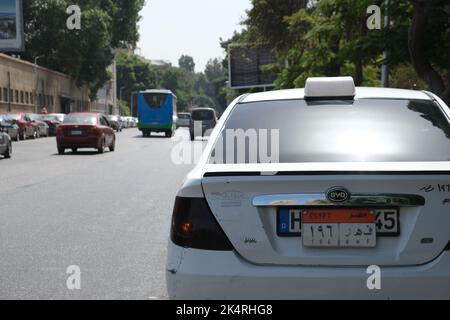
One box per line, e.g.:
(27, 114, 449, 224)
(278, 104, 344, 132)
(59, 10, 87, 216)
(137, 90, 177, 137)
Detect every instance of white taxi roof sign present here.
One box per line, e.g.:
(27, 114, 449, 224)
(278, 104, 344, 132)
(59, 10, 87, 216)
(304, 76, 356, 99)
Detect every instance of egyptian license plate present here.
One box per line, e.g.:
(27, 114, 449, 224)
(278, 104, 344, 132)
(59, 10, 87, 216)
(301, 209, 376, 248)
(71, 130, 82, 135)
(277, 208, 399, 239)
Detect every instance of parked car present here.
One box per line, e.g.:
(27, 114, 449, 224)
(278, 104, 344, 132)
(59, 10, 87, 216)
(40, 114, 64, 136)
(26, 114, 49, 137)
(0, 129, 12, 159)
(0, 114, 20, 141)
(189, 108, 218, 140)
(120, 116, 129, 129)
(167, 76, 450, 300)
(176, 112, 191, 128)
(106, 115, 123, 132)
(6, 113, 38, 140)
(56, 113, 116, 154)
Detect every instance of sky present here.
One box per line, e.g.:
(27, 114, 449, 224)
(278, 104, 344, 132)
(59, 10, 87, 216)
(137, 0, 251, 72)
(0, 0, 16, 13)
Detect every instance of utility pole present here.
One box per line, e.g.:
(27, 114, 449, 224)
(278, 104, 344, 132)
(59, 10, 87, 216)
(381, 0, 391, 87)
(34, 56, 42, 113)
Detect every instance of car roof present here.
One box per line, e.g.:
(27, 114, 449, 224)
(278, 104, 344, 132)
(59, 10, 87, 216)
(68, 112, 100, 116)
(241, 87, 432, 103)
(192, 108, 215, 112)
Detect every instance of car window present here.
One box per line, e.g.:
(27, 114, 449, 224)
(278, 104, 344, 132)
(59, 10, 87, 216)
(100, 117, 108, 126)
(210, 98, 450, 164)
(143, 93, 168, 109)
(7, 114, 21, 121)
(192, 110, 214, 121)
(63, 115, 97, 125)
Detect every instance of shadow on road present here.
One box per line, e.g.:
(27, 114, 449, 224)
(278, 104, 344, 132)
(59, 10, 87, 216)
(51, 151, 112, 156)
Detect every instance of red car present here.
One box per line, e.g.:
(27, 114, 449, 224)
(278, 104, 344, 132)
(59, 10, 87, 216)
(56, 113, 116, 154)
(6, 113, 38, 140)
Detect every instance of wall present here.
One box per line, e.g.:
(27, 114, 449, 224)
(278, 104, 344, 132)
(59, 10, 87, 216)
(0, 53, 117, 115)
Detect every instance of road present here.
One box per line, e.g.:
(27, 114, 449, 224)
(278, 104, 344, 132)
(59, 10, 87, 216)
(0, 128, 199, 299)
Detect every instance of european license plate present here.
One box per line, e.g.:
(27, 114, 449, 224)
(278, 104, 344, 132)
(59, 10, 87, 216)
(71, 130, 82, 135)
(277, 208, 400, 245)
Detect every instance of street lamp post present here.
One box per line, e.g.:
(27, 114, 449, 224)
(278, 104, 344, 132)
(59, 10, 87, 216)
(381, 0, 391, 87)
(118, 86, 125, 116)
(34, 56, 42, 113)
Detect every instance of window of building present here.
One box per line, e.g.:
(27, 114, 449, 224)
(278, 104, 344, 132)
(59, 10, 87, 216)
(15, 90, 19, 103)
(25, 92, 29, 104)
(3, 88, 8, 102)
(20, 91, 24, 104)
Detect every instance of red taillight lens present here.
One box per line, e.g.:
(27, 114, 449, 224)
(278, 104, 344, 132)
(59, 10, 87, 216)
(171, 197, 234, 251)
(88, 126, 101, 135)
(56, 126, 64, 136)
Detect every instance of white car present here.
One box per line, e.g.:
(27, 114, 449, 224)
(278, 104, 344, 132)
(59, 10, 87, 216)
(166, 77, 450, 300)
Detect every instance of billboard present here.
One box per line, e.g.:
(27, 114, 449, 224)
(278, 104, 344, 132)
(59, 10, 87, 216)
(228, 44, 278, 90)
(0, 0, 24, 52)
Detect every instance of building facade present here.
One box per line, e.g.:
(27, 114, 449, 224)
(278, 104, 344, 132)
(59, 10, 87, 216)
(0, 53, 117, 115)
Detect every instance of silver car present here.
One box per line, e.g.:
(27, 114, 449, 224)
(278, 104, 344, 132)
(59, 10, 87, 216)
(176, 112, 191, 128)
(0, 114, 20, 141)
(0, 130, 12, 159)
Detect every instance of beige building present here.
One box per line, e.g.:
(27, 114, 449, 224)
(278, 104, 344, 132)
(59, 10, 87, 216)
(0, 53, 117, 115)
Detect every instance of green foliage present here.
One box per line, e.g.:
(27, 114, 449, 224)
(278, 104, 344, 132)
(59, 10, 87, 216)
(178, 55, 196, 73)
(118, 100, 131, 116)
(239, 0, 450, 103)
(117, 53, 229, 113)
(22, 0, 145, 99)
(390, 64, 428, 91)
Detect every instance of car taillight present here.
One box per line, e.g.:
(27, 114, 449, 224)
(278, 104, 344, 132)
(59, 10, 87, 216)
(88, 126, 101, 135)
(56, 126, 64, 136)
(171, 197, 234, 251)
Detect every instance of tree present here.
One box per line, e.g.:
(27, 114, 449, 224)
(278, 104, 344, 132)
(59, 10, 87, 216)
(178, 55, 196, 73)
(22, 0, 145, 99)
(408, 0, 450, 103)
(116, 52, 160, 106)
(240, 0, 450, 105)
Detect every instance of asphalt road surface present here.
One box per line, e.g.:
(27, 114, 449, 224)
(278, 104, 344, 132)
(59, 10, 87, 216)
(0, 128, 199, 299)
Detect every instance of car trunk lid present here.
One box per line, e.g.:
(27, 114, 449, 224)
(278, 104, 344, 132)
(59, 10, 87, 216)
(201, 162, 450, 267)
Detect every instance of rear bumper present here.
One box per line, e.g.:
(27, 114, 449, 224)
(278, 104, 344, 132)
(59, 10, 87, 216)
(166, 241, 450, 300)
(57, 136, 101, 148)
(139, 123, 172, 131)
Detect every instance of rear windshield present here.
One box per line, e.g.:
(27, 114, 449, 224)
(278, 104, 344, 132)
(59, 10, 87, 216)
(26, 114, 41, 121)
(107, 116, 119, 121)
(143, 93, 168, 109)
(40, 115, 58, 121)
(192, 110, 214, 121)
(209, 99, 450, 163)
(7, 114, 21, 121)
(0, 115, 12, 122)
(178, 113, 190, 119)
(63, 115, 97, 125)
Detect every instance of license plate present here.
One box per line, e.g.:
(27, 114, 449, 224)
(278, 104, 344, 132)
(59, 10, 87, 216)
(71, 130, 82, 135)
(277, 207, 399, 240)
(302, 209, 376, 248)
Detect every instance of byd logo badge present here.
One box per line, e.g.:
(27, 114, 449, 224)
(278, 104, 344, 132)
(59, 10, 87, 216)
(326, 187, 351, 203)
